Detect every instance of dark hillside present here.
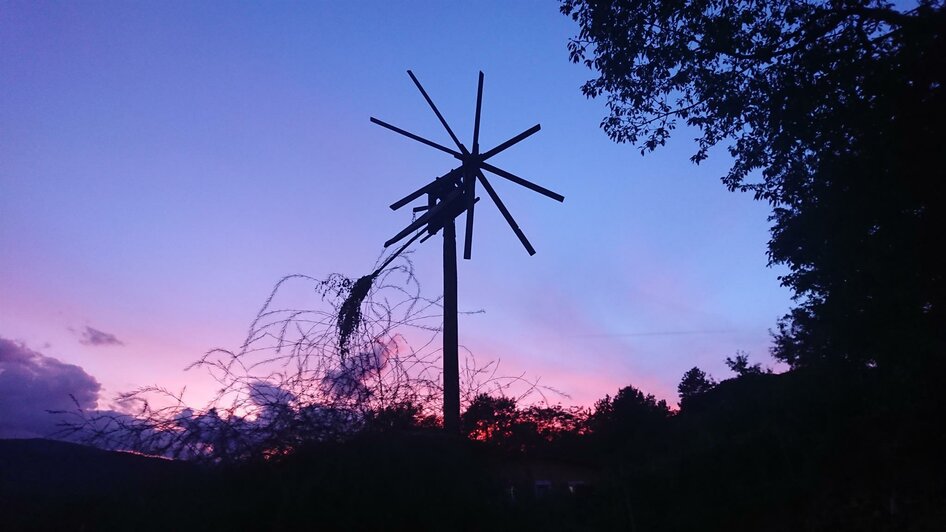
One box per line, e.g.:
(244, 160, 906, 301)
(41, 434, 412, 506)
(0, 438, 203, 531)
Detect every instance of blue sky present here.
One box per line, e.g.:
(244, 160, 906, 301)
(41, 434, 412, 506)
(1, 1, 791, 411)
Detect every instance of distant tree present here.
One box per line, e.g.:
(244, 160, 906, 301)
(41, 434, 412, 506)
(461, 394, 519, 444)
(561, 0, 946, 374)
(520, 404, 588, 441)
(589, 385, 671, 449)
(460, 394, 589, 453)
(677, 367, 716, 409)
(363, 401, 440, 432)
(725, 352, 764, 377)
(612, 385, 670, 417)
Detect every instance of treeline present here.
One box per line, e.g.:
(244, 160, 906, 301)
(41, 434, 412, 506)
(228, 360, 945, 530)
(354, 357, 943, 530)
(5, 354, 943, 531)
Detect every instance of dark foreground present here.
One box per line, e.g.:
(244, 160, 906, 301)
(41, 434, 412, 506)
(2, 368, 944, 531)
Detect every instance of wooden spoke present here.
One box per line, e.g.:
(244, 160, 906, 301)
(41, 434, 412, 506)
(480, 124, 540, 161)
(370, 117, 462, 157)
(384, 189, 463, 247)
(407, 70, 468, 154)
(389, 168, 461, 211)
(463, 172, 476, 259)
(476, 170, 536, 255)
(473, 71, 484, 155)
(480, 161, 564, 203)
(390, 181, 435, 211)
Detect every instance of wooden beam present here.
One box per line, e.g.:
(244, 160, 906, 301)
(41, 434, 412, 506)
(480, 124, 541, 161)
(480, 161, 564, 203)
(407, 70, 467, 154)
(476, 170, 536, 255)
(370, 117, 462, 158)
(442, 219, 460, 435)
(472, 71, 484, 155)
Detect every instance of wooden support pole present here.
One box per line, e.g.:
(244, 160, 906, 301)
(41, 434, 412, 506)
(442, 218, 460, 434)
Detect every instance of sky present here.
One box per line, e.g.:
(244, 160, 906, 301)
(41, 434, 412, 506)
(0, 1, 792, 435)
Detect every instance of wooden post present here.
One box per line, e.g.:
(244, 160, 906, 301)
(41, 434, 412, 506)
(442, 217, 460, 434)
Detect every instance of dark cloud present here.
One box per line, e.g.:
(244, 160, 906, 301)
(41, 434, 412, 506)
(0, 337, 101, 438)
(77, 326, 124, 347)
(248, 380, 295, 408)
(321, 343, 390, 400)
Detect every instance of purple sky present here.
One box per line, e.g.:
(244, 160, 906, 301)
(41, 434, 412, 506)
(1, 1, 791, 425)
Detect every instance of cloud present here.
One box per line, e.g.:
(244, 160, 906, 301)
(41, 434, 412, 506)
(0, 336, 102, 438)
(77, 326, 124, 346)
(248, 380, 296, 408)
(321, 342, 391, 400)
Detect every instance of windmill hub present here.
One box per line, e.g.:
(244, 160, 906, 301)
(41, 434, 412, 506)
(460, 160, 481, 175)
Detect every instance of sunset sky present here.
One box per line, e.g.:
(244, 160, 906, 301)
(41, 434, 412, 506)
(1, 2, 791, 432)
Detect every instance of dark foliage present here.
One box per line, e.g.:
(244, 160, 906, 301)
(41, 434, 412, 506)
(460, 394, 589, 457)
(585, 385, 670, 454)
(725, 351, 765, 377)
(677, 366, 717, 410)
(561, 0, 946, 374)
(551, 4, 946, 524)
(336, 274, 376, 357)
(462, 394, 520, 444)
(643, 370, 942, 531)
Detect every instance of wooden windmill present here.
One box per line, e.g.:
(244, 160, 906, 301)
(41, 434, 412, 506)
(371, 71, 564, 433)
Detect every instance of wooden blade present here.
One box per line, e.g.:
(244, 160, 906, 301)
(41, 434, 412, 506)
(384, 189, 462, 247)
(385, 209, 437, 248)
(473, 71, 484, 154)
(480, 124, 541, 161)
(421, 196, 479, 245)
(432, 192, 479, 232)
(407, 70, 467, 154)
(479, 161, 565, 203)
(463, 172, 476, 260)
(389, 168, 461, 211)
(476, 170, 535, 256)
(373, 227, 427, 275)
(390, 181, 435, 211)
(463, 203, 475, 259)
(370, 117, 462, 158)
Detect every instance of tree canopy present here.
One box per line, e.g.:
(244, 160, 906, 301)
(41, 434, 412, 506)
(677, 366, 716, 409)
(561, 0, 946, 373)
(725, 351, 765, 376)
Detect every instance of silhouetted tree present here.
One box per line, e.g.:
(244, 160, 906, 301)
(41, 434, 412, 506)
(521, 403, 588, 441)
(724, 351, 764, 377)
(460, 394, 591, 455)
(561, 0, 946, 375)
(677, 366, 716, 409)
(362, 401, 440, 432)
(588, 385, 670, 451)
(461, 393, 520, 445)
